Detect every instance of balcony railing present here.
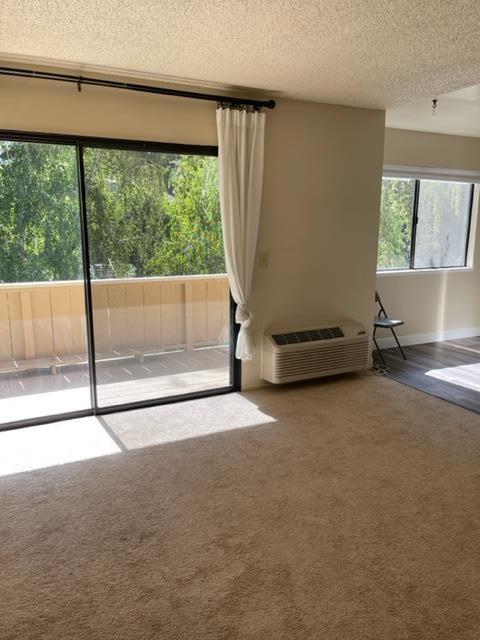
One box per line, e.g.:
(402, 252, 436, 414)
(0, 274, 230, 372)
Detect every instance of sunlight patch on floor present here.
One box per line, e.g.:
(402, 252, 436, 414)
(101, 393, 277, 450)
(0, 387, 91, 425)
(0, 418, 121, 477)
(0, 393, 276, 477)
(425, 362, 480, 392)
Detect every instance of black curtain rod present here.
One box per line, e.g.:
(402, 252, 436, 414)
(0, 66, 276, 110)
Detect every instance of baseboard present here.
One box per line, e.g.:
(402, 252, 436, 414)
(241, 379, 270, 391)
(376, 326, 480, 349)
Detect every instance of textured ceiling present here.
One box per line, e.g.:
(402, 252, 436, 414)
(1, 1, 480, 109)
(386, 84, 480, 137)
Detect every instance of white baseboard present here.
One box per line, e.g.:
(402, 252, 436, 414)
(376, 326, 480, 349)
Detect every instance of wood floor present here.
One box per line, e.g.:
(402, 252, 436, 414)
(379, 336, 480, 414)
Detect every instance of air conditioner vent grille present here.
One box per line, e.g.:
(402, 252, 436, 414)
(272, 326, 344, 345)
(273, 342, 369, 379)
(262, 322, 369, 384)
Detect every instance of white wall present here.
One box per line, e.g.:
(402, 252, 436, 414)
(0, 74, 386, 389)
(248, 100, 385, 386)
(377, 128, 480, 346)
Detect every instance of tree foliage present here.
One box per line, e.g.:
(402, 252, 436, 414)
(0, 141, 225, 283)
(414, 180, 471, 268)
(377, 177, 471, 270)
(3, 141, 471, 283)
(147, 153, 225, 276)
(377, 177, 414, 270)
(0, 142, 83, 282)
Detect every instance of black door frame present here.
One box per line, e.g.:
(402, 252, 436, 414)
(0, 129, 241, 432)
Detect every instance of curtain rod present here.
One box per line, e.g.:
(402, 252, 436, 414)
(0, 66, 276, 110)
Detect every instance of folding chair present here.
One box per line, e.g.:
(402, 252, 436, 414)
(373, 291, 406, 366)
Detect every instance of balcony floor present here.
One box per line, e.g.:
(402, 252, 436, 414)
(0, 347, 230, 425)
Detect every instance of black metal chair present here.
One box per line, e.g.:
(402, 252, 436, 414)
(373, 291, 406, 366)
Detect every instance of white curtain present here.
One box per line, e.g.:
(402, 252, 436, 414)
(216, 107, 265, 360)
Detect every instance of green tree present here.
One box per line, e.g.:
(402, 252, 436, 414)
(377, 177, 471, 270)
(0, 142, 226, 283)
(147, 154, 225, 276)
(377, 177, 414, 270)
(0, 141, 82, 282)
(414, 180, 470, 268)
(84, 148, 171, 277)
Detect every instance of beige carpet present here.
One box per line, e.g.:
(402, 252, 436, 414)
(2, 373, 480, 639)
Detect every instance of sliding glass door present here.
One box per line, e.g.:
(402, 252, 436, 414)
(83, 145, 231, 407)
(0, 134, 235, 428)
(0, 140, 91, 425)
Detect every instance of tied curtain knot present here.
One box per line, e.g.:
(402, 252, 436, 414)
(235, 304, 252, 328)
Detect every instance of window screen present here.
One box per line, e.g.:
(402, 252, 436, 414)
(413, 180, 472, 269)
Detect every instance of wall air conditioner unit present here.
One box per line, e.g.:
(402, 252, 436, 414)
(262, 322, 369, 384)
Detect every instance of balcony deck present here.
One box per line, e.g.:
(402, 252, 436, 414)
(0, 274, 231, 425)
(0, 347, 230, 423)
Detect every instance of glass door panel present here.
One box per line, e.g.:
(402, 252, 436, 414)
(83, 146, 231, 407)
(0, 140, 91, 425)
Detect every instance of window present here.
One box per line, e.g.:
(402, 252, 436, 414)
(0, 134, 238, 429)
(377, 176, 474, 271)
